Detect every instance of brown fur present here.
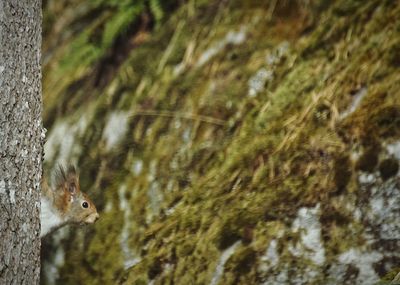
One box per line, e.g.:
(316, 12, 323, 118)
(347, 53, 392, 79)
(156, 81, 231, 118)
(43, 165, 99, 225)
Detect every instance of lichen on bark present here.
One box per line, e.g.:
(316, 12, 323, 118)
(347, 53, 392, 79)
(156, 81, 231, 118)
(0, 0, 43, 284)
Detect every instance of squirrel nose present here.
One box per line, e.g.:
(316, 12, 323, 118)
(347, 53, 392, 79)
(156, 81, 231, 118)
(94, 213, 99, 222)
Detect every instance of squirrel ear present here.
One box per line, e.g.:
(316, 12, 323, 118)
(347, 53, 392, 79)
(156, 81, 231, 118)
(68, 181, 77, 195)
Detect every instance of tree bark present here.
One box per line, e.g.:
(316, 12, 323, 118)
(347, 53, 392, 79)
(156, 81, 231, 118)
(0, 0, 42, 284)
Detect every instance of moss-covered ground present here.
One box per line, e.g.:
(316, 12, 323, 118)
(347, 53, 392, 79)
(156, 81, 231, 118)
(42, 0, 400, 284)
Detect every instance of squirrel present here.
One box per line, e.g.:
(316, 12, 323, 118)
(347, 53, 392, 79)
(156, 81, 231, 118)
(40, 165, 99, 237)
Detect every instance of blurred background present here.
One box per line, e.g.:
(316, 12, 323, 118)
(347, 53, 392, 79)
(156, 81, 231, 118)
(41, 0, 400, 284)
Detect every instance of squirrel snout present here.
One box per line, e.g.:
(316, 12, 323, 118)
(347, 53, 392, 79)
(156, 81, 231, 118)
(85, 212, 100, 224)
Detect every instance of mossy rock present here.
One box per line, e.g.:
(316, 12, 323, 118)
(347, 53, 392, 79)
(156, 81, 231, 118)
(42, 0, 400, 284)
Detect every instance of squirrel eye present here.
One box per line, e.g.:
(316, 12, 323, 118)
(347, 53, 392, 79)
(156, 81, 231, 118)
(82, 201, 89, 208)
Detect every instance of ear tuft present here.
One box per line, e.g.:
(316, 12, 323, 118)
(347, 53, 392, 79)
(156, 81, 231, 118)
(68, 181, 77, 194)
(54, 164, 79, 194)
(54, 164, 67, 189)
(67, 165, 77, 177)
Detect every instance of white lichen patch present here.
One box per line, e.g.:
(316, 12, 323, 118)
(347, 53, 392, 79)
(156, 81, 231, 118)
(289, 204, 325, 265)
(144, 160, 164, 222)
(43, 228, 69, 285)
(54, 247, 65, 269)
(45, 111, 92, 165)
(209, 241, 241, 285)
(259, 239, 279, 272)
(118, 184, 129, 211)
(335, 174, 400, 284)
(43, 262, 60, 285)
(259, 228, 285, 277)
(340, 86, 368, 119)
(260, 207, 325, 283)
(292, 267, 320, 284)
(358, 173, 377, 185)
(104, 200, 113, 213)
(262, 265, 290, 285)
(196, 27, 246, 67)
(386, 140, 400, 160)
(41, 127, 47, 140)
(266, 41, 289, 65)
(102, 111, 130, 151)
(264, 264, 297, 285)
(247, 42, 290, 97)
(147, 181, 164, 218)
(248, 68, 273, 97)
(9, 187, 15, 204)
(366, 180, 400, 240)
(0, 180, 6, 195)
(118, 184, 141, 269)
(335, 248, 382, 285)
(262, 264, 319, 285)
(45, 120, 75, 164)
(131, 159, 144, 176)
(182, 128, 191, 143)
(0, 66, 4, 86)
(165, 200, 182, 216)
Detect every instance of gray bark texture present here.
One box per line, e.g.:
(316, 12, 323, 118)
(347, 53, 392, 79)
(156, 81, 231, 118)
(0, 0, 42, 284)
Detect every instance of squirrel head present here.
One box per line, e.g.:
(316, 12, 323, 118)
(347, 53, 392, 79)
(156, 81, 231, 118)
(53, 165, 99, 225)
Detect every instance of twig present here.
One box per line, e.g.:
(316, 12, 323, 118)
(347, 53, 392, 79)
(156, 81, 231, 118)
(157, 21, 185, 74)
(391, 271, 400, 284)
(131, 109, 226, 126)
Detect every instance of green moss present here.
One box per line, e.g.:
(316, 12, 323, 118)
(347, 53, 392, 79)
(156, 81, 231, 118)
(333, 154, 352, 193)
(332, 0, 364, 16)
(215, 245, 259, 285)
(133, 280, 147, 285)
(369, 105, 400, 138)
(319, 204, 351, 226)
(120, 260, 149, 284)
(147, 257, 163, 279)
(212, 208, 263, 250)
(214, 220, 242, 250)
(226, 247, 257, 275)
(380, 267, 400, 283)
(42, 0, 400, 284)
(176, 239, 195, 257)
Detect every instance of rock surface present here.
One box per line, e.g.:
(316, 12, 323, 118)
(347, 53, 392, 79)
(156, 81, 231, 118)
(41, 1, 400, 284)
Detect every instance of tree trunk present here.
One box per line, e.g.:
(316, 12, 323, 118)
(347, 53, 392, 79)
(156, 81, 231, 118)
(0, 0, 42, 284)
